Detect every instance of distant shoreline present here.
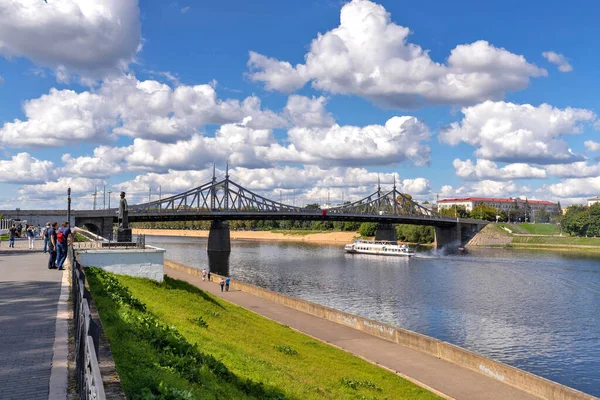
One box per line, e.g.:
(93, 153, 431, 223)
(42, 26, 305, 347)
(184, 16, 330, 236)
(133, 228, 359, 245)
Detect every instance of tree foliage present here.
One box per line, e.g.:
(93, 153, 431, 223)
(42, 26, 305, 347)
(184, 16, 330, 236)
(560, 204, 600, 237)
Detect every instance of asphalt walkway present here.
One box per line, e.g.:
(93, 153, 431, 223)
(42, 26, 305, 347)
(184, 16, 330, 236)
(165, 265, 541, 400)
(0, 250, 65, 400)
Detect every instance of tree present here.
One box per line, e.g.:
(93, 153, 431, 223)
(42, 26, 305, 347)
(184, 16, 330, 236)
(358, 222, 378, 237)
(439, 205, 469, 218)
(304, 203, 321, 210)
(561, 205, 586, 236)
(470, 204, 503, 221)
(523, 198, 532, 222)
(535, 207, 551, 223)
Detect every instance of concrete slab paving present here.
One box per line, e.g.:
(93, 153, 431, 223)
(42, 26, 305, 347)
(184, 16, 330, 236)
(0, 251, 65, 400)
(166, 265, 541, 400)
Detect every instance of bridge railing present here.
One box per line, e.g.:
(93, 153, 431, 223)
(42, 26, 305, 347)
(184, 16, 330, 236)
(68, 246, 106, 400)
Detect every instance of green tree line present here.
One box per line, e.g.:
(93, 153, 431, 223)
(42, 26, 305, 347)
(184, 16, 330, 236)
(561, 203, 600, 236)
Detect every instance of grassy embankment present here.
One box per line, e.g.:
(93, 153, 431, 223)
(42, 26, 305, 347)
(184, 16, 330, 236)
(473, 223, 600, 251)
(87, 269, 440, 400)
(517, 223, 560, 235)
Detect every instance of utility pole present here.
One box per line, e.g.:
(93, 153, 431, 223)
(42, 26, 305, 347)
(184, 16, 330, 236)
(159, 185, 162, 201)
(67, 188, 71, 225)
(108, 189, 112, 209)
(280, 190, 282, 204)
(93, 187, 97, 210)
(103, 185, 106, 209)
(149, 186, 152, 203)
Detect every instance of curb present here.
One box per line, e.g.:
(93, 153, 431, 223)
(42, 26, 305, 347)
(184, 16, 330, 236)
(48, 265, 69, 399)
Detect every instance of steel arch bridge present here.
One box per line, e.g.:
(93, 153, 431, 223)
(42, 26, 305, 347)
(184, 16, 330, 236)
(71, 170, 487, 250)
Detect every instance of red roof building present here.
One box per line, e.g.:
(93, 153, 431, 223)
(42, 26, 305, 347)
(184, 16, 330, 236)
(437, 197, 559, 216)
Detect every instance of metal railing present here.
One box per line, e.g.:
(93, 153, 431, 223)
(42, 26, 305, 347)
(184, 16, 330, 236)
(69, 246, 106, 400)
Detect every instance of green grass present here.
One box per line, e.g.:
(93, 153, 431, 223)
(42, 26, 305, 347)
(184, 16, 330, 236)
(87, 269, 440, 400)
(517, 223, 560, 235)
(512, 235, 600, 246)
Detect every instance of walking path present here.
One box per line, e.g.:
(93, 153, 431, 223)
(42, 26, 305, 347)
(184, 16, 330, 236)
(0, 250, 67, 400)
(166, 265, 541, 400)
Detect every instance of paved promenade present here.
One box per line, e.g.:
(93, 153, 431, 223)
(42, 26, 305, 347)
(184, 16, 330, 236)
(166, 265, 541, 400)
(0, 249, 64, 400)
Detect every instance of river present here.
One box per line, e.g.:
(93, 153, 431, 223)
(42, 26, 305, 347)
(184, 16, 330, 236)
(146, 235, 600, 397)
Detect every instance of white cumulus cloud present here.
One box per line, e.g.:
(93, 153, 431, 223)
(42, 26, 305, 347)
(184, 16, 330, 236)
(0, 153, 56, 184)
(0, 76, 285, 147)
(248, 0, 545, 108)
(0, 0, 141, 82)
(440, 101, 596, 164)
(584, 140, 600, 152)
(286, 116, 431, 167)
(545, 162, 600, 179)
(453, 159, 546, 180)
(542, 51, 573, 72)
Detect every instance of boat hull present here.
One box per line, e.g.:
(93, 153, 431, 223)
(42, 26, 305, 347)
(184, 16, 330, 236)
(345, 249, 415, 257)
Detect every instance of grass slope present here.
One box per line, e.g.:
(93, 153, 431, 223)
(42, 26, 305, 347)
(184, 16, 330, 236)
(517, 223, 560, 235)
(87, 269, 440, 400)
(512, 235, 600, 246)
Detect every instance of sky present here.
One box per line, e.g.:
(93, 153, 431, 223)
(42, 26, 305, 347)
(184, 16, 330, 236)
(1, 0, 600, 210)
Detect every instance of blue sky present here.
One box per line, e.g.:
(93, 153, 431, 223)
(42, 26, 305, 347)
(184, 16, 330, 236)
(1, 0, 599, 208)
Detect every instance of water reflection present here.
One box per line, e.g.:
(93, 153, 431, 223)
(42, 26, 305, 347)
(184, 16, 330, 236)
(148, 236, 600, 397)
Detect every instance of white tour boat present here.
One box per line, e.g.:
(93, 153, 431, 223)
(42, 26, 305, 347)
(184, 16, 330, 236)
(344, 239, 416, 257)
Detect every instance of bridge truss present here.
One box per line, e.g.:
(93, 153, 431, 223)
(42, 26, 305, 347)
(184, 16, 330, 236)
(127, 172, 444, 220)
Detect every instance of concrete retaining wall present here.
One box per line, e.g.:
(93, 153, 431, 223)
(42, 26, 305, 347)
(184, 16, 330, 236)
(165, 259, 597, 400)
(78, 247, 166, 282)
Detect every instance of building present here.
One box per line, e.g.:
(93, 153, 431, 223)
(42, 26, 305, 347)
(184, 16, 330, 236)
(588, 197, 600, 207)
(437, 197, 559, 219)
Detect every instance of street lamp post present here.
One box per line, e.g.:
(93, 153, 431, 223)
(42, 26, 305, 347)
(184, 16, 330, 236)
(67, 188, 71, 224)
(108, 190, 112, 209)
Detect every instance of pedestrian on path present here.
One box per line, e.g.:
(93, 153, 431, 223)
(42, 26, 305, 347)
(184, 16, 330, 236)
(225, 277, 230, 292)
(42, 223, 50, 253)
(8, 224, 17, 248)
(47, 222, 58, 269)
(219, 278, 225, 292)
(207, 271, 211, 281)
(27, 225, 35, 249)
(56, 221, 72, 271)
(202, 268, 207, 281)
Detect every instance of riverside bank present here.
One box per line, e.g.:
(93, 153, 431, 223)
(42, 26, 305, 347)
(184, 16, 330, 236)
(164, 259, 597, 400)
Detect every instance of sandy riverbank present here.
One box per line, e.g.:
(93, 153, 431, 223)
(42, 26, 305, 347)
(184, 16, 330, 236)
(133, 228, 359, 245)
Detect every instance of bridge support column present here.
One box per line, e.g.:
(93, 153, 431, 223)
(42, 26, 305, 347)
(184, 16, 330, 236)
(375, 223, 397, 242)
(434, 224, 460, 249)
(434, 222, 486, 250)
(207, 220, 231, 252)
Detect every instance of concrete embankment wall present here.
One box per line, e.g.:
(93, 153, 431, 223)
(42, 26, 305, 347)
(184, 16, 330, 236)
(165, 259, 597, 400)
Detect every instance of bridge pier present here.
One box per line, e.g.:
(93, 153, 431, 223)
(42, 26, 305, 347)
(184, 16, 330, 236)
(375, 223, 397, 242)
(434, 222, 486, 250)
(207, 220, 231, 252)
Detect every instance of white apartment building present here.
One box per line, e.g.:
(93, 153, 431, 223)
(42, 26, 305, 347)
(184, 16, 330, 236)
(588, 197, 600, 206)
(437, 197, 559, 217)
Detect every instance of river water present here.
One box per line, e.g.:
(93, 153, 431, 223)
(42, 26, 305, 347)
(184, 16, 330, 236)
(146, 235, 600, 396)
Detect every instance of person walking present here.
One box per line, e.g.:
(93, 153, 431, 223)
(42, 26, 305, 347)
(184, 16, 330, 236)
(207, 271, 211, 282)
(26, 225, 35, 249)
(225, 277, 231, 292)
(47, 222, 58, 269)
(56, 221, 73, 271)
(42, 223, 50, 253)
(202, 268, 207, 281)
(219, 278, 225, 292)
(8, 224, 17, 248)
